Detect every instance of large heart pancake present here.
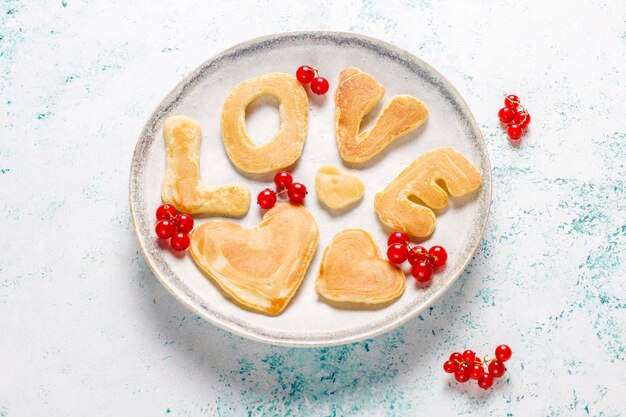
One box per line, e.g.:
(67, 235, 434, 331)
(316, 229, 405, 304)
(190, 202, 319, 315)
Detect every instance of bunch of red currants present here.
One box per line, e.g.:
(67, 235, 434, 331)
(257, 171, 307, 210)
(386, 231, 447, 283)
(498, 94, 531, 144)
(443, 345, 512, 389)
(154, 204, 194, 251)
(296, 65, 329, 95)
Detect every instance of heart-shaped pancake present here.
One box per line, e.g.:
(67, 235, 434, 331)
(315, 165, 364, 210)
(316, 229, 405, 304)
(190, 202, 319, 315)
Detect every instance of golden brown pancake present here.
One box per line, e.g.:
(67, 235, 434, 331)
(315, 165, 364, 210)
(374, 147, 482, 237)
(161, 115, 250, 216)
(221, 73, 309, 174)
(190, 203, 318, 315)
(316, 229, 405, 304)
(334, 67, 429, 163)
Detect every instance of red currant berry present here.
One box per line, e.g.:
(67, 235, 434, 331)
(504, 94, 520, 110)
(411, 259, 434, 282)
(462, 350, 476, 364)
(513, 110, 531, 129)
(495, 344, 512, 362)
(507, 124, 524, 141)
(454, 365, 471, 383)
(478, 373, 494, 389)
(310, 77, 329, 95)
(296, 65, 316, 84)
(387, 243, 408, 264)
(428, 246, 448, 267)
(469, 363, 485, 380)
(287, 182, 307, 204)
(407, 246, 428, 266)
(387, 231, 409, 246)
(155, 219, 176, 239)
(175, 213, 194, 233)
(488, 360, 506, 378)
(443, 360, 458, 374)
(498, 107, 515, 124)
(156, 204, 176, 220)
(449, 352, 463, 362)
(170, 232, 190, 251)
(257, 188, 277, 210)
(274, 171, 293, 190)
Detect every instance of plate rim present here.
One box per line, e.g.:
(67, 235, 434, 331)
(129, 31, 492, 348)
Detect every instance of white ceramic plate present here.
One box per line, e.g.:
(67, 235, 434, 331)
(129, 32, 491, 347)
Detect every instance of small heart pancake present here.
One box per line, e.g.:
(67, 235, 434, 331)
(315, 165, 365, 210)
(190, 202, 318, 315)
(316, 229, 405, 304)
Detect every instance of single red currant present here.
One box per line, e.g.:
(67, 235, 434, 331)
(504, 94, 520, 110)
(175, 213, 194, 233)
(170, 232, 190, 251)
(488, 360, 506, 378)
(513, 110, 531, 129)
(462, 350, 476, 364)
(495, 344, 512, 362)
(287, 182, 307, 204)
(478, 373, 494, 389)
(387, 243, 408, 264)
(443, 360, 458, 374)
(498, 107, 515, 124)
(507, 124, 524, 141)
(257, 188, 277, 210)
(428, 246, 448, 267)
(449, 352, 463, 362)
(407, 246, 428, 266)
(274, 171, 294, 190)
(155, 219, 176, 239)
(469, 363, 485, 380)
(454, 365, 471, 383)
(387, 231, 409, 246)
(296, 65, 316, 84)
(411, 259, 434, 282)
(156, 204, 176, 220)
(310, 77, 329, 95)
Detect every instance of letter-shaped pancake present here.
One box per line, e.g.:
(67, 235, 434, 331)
(316, 229, 405, 304)
(334, 67, 429, 163)
(315, 165, 364, 210)
(374, 147, 482, 237)
(190, 203, 319, 315)
(221, 73, 309, 174)
(161, 115, 250, 216)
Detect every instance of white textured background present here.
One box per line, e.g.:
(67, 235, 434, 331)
(1, 1, 625, 416)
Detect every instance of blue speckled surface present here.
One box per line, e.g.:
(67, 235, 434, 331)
(1, 1, 625, 415)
